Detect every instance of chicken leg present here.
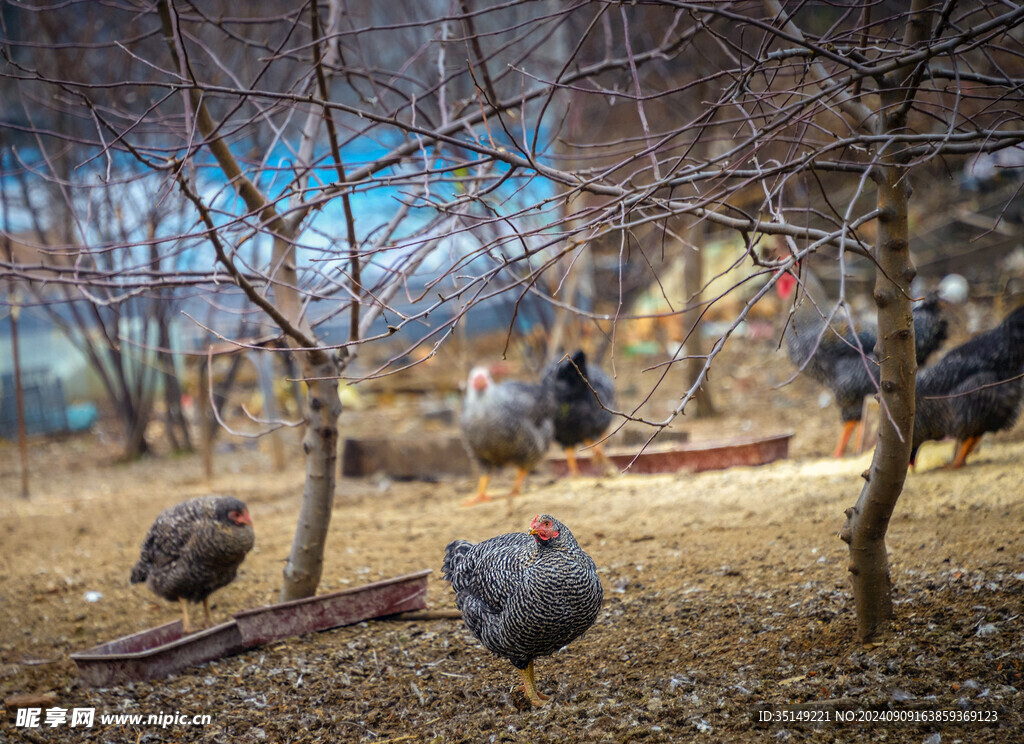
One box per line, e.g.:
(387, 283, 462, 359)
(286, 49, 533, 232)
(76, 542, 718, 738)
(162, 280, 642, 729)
(462, 475, 493, 507)
(587, 439, 612, 472)
(833, 420, 859, 458)
(565, 440, 611, 477)
(508, 467, 529, 497)
(179, 598, 193, 634)
(518, 660, 550, 706)
(950, 436, 982, 469)
(565, 448, 580, 477)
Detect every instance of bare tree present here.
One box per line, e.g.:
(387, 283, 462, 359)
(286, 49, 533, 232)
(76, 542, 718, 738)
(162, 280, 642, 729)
(2, 2, 1023, 636)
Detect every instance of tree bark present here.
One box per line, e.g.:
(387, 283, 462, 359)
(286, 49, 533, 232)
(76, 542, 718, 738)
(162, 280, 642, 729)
(684, 226, 715, 418)
(840, 160, 916, 642)
(8, 305, 31, 498)
(282, 352, 342, 598)
(837, 0, 933, 643)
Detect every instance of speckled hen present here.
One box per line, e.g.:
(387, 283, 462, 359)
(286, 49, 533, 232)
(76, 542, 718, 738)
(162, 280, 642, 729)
(912, 304, 1024, 468)
(459, 366, 555, 505)
(130, 496, 254, 632)
(544, 350, 616, 476)
(442, 514, 603, 706)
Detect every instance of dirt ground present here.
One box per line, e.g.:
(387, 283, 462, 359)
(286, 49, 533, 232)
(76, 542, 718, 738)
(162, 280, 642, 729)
(1, 334, 1023, 743)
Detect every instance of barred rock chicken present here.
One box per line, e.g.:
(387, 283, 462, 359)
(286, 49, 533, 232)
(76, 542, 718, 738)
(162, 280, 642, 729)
(130, 496, 254, 632)
(543, 350, 616, 476)
(778, 268, 948, 457)
(442, 514, 603, 706)
(459, 366, 555, 506)
(911, 304, 1024, 468)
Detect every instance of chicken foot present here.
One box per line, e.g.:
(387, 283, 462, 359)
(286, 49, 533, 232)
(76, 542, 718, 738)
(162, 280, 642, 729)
(565, 448, 580, 477)
(179, 597, 215, 634)
(461, 475, 493, 507)
(833, 420, 860, 458)
(565, 440, 611, 477)
(949, 435, 982, 469)
(518, 660, 550, 706)
(463, 468, 531, 507)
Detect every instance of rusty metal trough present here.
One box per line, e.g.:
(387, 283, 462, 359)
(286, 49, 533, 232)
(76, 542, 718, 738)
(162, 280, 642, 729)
(233, 569, 431, 648)
(70, 620, 244, 687)
(71, 570, 431, 686)
(547, 432, 794, 477)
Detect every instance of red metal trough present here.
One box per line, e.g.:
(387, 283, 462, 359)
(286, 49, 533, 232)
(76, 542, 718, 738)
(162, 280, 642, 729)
(547, 432, 794, 477)
(71, 570, 431, 686)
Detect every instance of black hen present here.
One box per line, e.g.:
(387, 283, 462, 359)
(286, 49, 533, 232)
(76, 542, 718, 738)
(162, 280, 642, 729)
(911, 304, 1024, 468)
(780, 268, 948, 457)
(131, 496, 254, 631)
(442, 514, 603, 706)
(543, 350, 616, 476)
(460, 366, 555, 505)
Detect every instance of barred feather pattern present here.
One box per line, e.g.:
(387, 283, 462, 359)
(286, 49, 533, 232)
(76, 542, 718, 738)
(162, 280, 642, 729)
(912, 304, 1024, 460)
(460, 368, 555, 472)
(544, 350, 615, 448)
(442, 515, 603, 670)
(130, 495, 254, 605)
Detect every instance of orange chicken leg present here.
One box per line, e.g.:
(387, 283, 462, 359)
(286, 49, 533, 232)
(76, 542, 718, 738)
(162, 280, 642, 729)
(565, 448, 580, 477)
(508, 467, 529, 497)
(462, 474, 493, 507)
(833, 420, 858, 458)
(950, 436, 982, 469)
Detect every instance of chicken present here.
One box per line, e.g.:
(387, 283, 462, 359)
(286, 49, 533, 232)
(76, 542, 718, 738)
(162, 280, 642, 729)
(911, 304, 1024, 468)
(442, 514, 603, 706)
(543, 350, 616, 476)
(778, 268, 948, 457)
(459, 365, 555, 506)
(130, 495, 254, 632)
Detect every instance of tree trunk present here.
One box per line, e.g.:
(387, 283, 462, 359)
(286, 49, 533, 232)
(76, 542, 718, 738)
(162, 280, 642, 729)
(119, 373, 153, 459)
(280, 351, 342, 600)
(250, 350, 286, 471)
(840, 152, 917, 643)
(199, 361, 213, 482)
(151, 234, 192, 454)
(159, 325, 192, 453)
(684, 228, 715, 418)
(159, 1, 344, 600)
(830, 0, 932, 643)
(8, 305, 31, 498)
